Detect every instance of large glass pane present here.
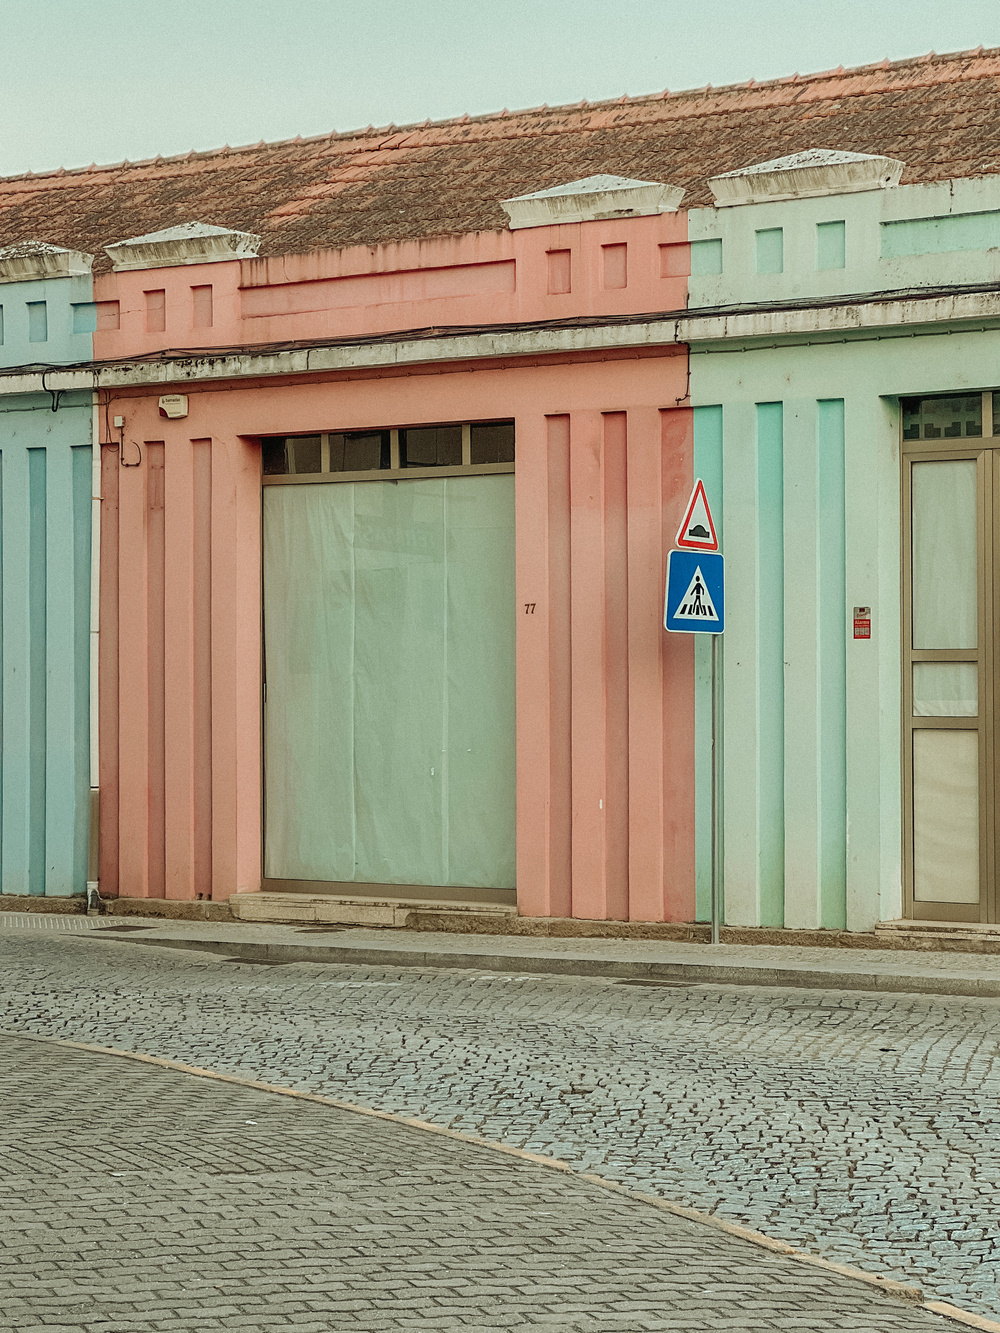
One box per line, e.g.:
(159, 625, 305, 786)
(329, 431, 387, 472)
(263, 476, 515, 888)
(285, 436, 322, 475)
(902, 395, 982, 441)
(913, 662, 978, 716)
(400, 426, 462, 467)
(911, 459, 977, 649)
(470, 421, 515, 465)
(912, 729, 980, 904)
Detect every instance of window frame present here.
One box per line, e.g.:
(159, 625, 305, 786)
(261, 422, 515, 486)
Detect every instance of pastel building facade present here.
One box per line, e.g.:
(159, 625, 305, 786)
(0, 245, 97, 898)
(686, 158, 1000, 931)
(2, 47, 999, 936)
(83, 202, 697, 922)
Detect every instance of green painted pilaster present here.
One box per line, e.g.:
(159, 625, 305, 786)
(817, 400, 847, 929)
(28, 448, 46, 895)
(72, 446, 92, 891)
(757, 402, 785, 926)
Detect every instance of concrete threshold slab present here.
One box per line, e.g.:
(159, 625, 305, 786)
(71, 920, 1000, 999)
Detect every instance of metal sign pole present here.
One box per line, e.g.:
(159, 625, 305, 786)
(710, 632, 719, 945)
(666, 477, 725, 945)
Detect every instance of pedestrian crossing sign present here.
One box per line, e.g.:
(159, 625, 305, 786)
(665, 549, 725, 634)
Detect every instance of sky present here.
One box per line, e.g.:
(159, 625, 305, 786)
(1, 0, 999, 176)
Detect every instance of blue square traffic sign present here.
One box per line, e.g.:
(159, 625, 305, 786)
(664, 549, 725, 634)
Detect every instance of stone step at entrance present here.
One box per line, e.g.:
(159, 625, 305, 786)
(231, 884, 517, 927)
(876, 918, 1000, 951)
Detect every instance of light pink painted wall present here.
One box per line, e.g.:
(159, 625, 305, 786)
(98, 349, 696, 919)
(96, 211, 698, 920)
(100, 415, 261, 903)
(92, 215, 690, 357)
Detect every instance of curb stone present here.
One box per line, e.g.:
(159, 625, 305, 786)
(2, 1027, 995, 1330)
(80, 931, 1000, 1000)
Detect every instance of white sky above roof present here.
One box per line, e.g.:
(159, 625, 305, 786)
(1, 0, 999, 176)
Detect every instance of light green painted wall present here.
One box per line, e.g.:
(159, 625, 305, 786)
(690, 327, 1000, 931)
(881, 210, 1000, 259)
(687, 176, 1000, 308)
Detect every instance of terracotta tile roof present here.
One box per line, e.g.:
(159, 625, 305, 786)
(3, 47, 1000, 270)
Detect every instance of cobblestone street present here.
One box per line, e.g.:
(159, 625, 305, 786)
(2, 927, 1000, 1326)
(0, 1030, 945, 1333)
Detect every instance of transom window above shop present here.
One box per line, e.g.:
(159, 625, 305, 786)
(901, 394, 988, 441)
(261, 420, 515, 483)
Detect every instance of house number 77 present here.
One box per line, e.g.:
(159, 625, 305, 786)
(524, 603, 536, 614)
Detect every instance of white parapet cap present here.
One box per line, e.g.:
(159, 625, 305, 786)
(501, 174, 685, 229)
(0, 241, 94, 282)
(708, 149, 905, 207)
(104, 221, 261, 271)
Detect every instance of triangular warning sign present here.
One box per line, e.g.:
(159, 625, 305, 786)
(671, 564, 719, 622)
(676, 479, 719, 551)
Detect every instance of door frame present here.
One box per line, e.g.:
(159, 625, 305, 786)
(901, 390, 996, 922)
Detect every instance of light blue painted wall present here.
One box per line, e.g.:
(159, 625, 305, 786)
(0, 274, 96, 369)
(0, 392, 93, 896)
(0, 272, 95, 895)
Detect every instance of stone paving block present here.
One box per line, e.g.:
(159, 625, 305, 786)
(0, 934, 992, 1329)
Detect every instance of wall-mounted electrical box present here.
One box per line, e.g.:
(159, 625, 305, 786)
(159, 394, 189, 419)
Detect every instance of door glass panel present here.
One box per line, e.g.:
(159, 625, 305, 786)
(912, 729, 980, 903)
(911, 459, 978, 649)
(912, 662, 978, 716)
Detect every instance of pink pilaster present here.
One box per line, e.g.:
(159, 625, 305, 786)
(569, 410, 629, 920)
(515, 413, 572, 919)
(115, 447, 150, 898)
(162, 438, 197, 900)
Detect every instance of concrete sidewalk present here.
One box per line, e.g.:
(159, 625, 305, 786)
(19, 912, 1000, 998)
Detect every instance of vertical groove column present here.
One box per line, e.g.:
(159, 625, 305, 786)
(757, 402, 785, 926)
(72, 445, 92, 892)
(211, 434, 261, 899)
(626, 406, 696, 921)
(722, 402, 763, 926)
(1, 444, 28, 896)
(817, 399, 847, 929)
(98, 445, 120, 896)
(163, 437, 198, 899)
(27, 449, 47, 896)
(781, 402, 821, 929)
(515, 413, 572, 918)
(116, 441, 150, 898)
(845, 397, 890, 930)
(193, 440, 214, 897)
(569, 410, 628, 920)
(43, 443, 91, 896)
(146, 443, 166, 899)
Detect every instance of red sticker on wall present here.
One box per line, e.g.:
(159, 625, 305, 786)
(853, 606, 871, 640)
